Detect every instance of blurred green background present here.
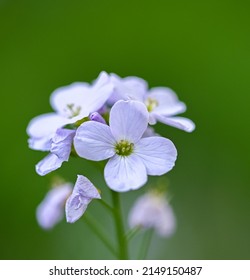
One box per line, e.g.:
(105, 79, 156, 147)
(1, 0, 250, 259)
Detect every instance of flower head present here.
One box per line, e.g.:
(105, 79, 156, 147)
(105, 73, 195, 133)
(74, 100, 177, 192)
(128, 191, 176, 237)
(65, 175, 101, 223)
(36, 183, 72, 230)
(144, 87, 195, 132)
(26, 71, 113, 151)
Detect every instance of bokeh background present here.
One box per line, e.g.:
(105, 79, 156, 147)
(1, 0, 250, 259)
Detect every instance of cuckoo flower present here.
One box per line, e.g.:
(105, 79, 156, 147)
(36, 183, 72, 230)
(66, 175, 101, 223)
(27, 71, 113, 151)
(144, 87, 195, 132)
(36, 128, 75, 176)
(74, 100, 177, 192)
(128, 191, 176, 237)
(106, 74, 195, 132)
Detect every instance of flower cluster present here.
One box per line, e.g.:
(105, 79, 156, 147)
(27, 71, 195, 232)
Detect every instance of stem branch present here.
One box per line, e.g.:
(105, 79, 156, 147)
(84, 213, 117, 257)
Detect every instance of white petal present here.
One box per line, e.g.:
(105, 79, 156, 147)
(148, 113, 157, 125)
(50, 128, 75, 160)
(36, 154, 64, 176)
(72, 175, 101, 199)
(65, 175, 100, 223)
(27, 113, 67, 138)
(108, 74, 146, 104)
(50, 74, 113, 121)
(109, 100, 149, 143)
(156, 115, 196, 132)
(135, 137, 177, 175)
(142, 127, 159, 138)
(104, 154, 147, 192)
(74, 121, 115, 161)
(36, 183, 72, 229)
(50, 82, 90, 117)
(123, 76, 148, 101)
(92, 71, 110, 88)
(28, 136, 51, 151)
(148, 87, 186, 116)
(86, 71, 114, 112)
(65, 195, 88, 223)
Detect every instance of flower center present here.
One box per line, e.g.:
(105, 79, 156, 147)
(145, 98, 158, 112)
(66, 103, 81, 118)
(115, 140, 134, 156)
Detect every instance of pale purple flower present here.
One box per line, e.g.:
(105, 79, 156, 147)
(36, 183, 72, 230)
(36, 128, 75, 176)
(106, 74, 195, 132)
(74, 100, 177, 192)
(144, 87, 195, 132)
(128, 192, 176, 237)
(26, 71, 113, 151)
(66, 175, 101, 223)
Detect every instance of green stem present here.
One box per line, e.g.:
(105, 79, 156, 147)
(84, 213, 117, 257)
(138, 229, 154, 260)
(111, 190, 129, 260)
(97, 199, 113, 213)
(125, 226, 141, 241)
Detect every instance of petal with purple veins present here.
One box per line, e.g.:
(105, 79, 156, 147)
(65, 175, 101, 223)
(135, 136, 177, 176)
(109, 100, 149, 143)
(104, 154, 147, 192)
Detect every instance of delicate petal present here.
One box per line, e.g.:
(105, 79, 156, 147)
(74, 121, 115, 161)
(108, 73, 147, 104)
(28, 136, 51, 151)
(128, 192, 176, 237)
(85, 71, 114, 112)
(148, 114, 157, 125)
(104, 154, 147, 192)
(92, 71, 110, 89)
(50, 128, 75, 160)
(122, 76, 148, 101)
(65, 175, 101, 223)
(65, 195, 88, 223)
(89, 112, 106, 124)
(50, 82, 90, 118)
(148, 87, 186, 116)
(35, 154, 64, 176)
(142, 127, 159, 138)
(109, 100, 149, 143)
(71, 175, 101, 200)
(135, 137, 177, 175)
(26, 113, 67, 138)
(156, 115, 196, 132)
(35, 129, 75, 176)
(36, 184, 72, 229)
(50, 72, 113, 122)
